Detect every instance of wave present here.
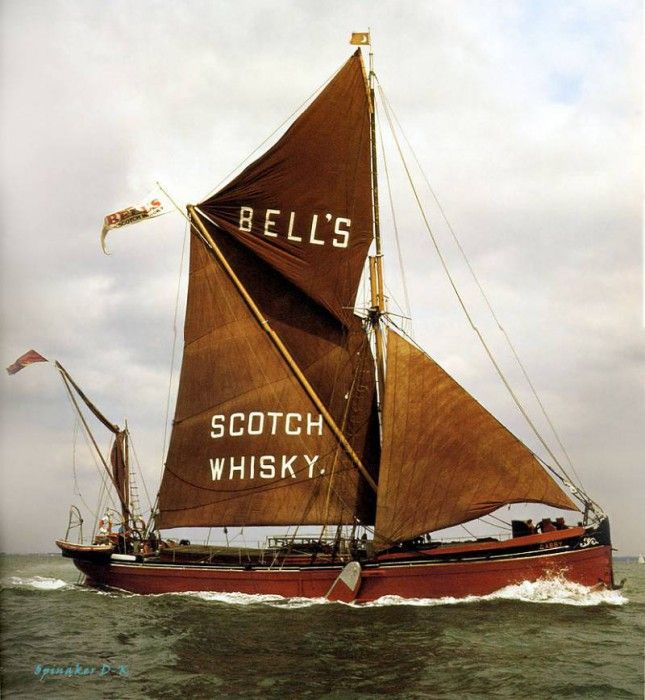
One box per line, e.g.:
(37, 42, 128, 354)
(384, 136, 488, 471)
(6, 576, 71, 591)
(175, 576, 627, 608)
(363, 577, 628, 608)
(177, 590, 328, 608)
(5, 574, 627, 607)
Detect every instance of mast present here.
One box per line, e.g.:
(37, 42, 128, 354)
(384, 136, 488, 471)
(366, 36, 387, 410)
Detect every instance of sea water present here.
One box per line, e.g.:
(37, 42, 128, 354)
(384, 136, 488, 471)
(1, 554, 642, 698)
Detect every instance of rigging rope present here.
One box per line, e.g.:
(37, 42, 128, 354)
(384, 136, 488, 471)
(378, 87, 585, 493)
(160, 218, 188, 472)
(146, 204, 189, 534)
(70, 418, 100, 520)
(127, 431, 154, 513)
(62, 383, 116, 541)
(375, 97, 413, 335)
(376, 83, 587, 502)
(60, 370, 117, 504)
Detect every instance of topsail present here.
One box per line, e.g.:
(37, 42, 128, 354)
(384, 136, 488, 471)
(197, 51, 373, 324)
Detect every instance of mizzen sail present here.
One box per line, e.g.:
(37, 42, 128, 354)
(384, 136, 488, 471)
(110, 431, 129, 522)
(375, 330, 576, 548)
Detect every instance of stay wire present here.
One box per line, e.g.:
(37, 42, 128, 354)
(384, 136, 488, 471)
(376, 84, 587, 501)
(375, 94, 413, 334)
(160, 218, 188, 471)
(382, 293, 587, 509)
(127, 431, 154, 513)
(70, 418, 100, 520)
(147, 212, 189, 533)
(377, 82, 586, 496)
(59, 370, 118, 505)
(62, 382, 117, 537)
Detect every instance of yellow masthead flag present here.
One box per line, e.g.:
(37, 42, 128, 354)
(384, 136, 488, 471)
(350, 32, 370, 46)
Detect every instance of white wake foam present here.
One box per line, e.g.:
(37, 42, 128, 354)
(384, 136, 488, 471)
(363, 577, 628, 608)
(483, 577, 628, 606)
(177, 576, 627, 608)
(7, 576, 70, 591)
(179, 590, 327, 608)
(7, 573, 625, 607)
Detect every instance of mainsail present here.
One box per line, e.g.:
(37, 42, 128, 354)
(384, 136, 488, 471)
(157, 51, 379, 529)
(374, 330, 577, 547)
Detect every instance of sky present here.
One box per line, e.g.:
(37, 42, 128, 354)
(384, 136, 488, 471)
(0, 0, 642, 555)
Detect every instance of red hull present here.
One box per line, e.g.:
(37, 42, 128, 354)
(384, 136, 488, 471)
(71, 542, 614, 603)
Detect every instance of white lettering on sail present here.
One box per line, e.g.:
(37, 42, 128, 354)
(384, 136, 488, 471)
(286, 212, 301, 242)
(259, 455, 276, 479)
(264, 209, 280, 237)
(236, 206, 351, 247)
(281, 455, 297, 478)
(210, 457, 225, 480)
(285, 413, 301, 435)
(229, 456, 245, 479)
(309, 214, 323, 245)
(307, 413, 324, 436)
(333, 218, 351, 248)
(267, 411, 283, 434)
(239, 207, 253, 232)
(304, 454, 319, 478)
(209, 454, 321, 481)
(247, 412, 264, 435)
(229, 413, 244, 436)
(210, 412, 324, 438)
(211, 415, 225, 439)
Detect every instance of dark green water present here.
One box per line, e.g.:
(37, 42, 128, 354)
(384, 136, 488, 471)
(1, 555, 642, 699)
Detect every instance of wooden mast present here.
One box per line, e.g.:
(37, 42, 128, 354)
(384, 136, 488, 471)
(367, 37, 387, 410)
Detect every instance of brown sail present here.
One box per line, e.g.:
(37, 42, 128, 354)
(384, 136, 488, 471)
(157, 50, 379, 529)
(191, 211, 380, 506)
(110, 431, 129, 522)
(156, 232, 376, 529)
(197, 50, 372, 324)
(375, 330, 577, 548)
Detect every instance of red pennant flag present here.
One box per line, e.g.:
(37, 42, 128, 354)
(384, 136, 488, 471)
(6, 349, 48, 375)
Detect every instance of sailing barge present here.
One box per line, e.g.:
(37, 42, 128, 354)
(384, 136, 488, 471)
(53, 43, 615, 602)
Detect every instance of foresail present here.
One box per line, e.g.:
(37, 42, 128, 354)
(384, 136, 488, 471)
(156, 232, 378, 529)
(197, 50, 372, 324)
(374, 330, 577, 548)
